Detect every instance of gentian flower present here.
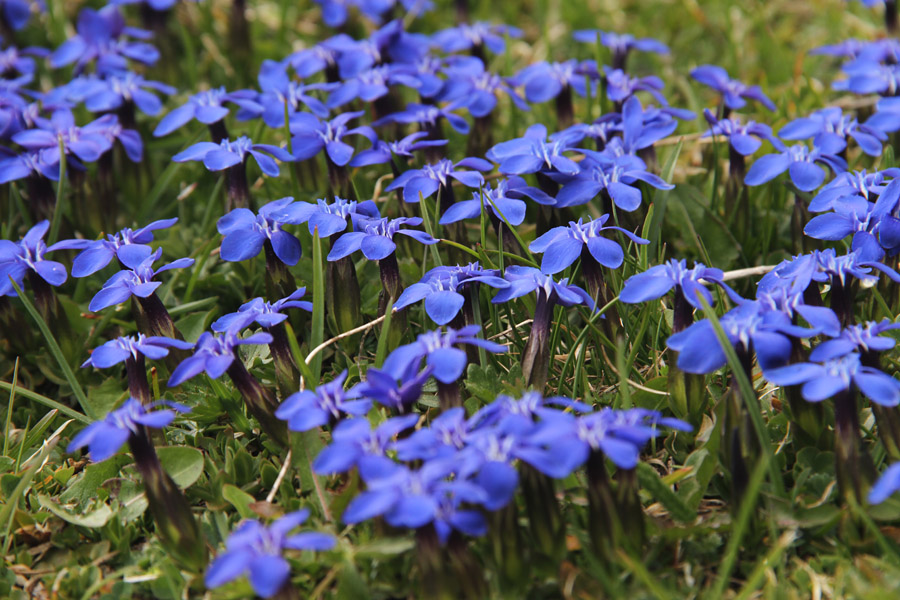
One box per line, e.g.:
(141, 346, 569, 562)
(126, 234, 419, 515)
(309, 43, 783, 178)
(382, 325, 507, 384)
(275, 371, 371, 431)
(529, 216, 649, 274)
(80, 71, 176, 117)
(168, 329, 273, 386)
(486, 123, 582, 176)
(172, 135, 294, 177)
(313, 414, 420, 476)
(373, 101, 471, 134)
(349, 131, 448, 168)
(510, 59, 594, 104)
(765, 353, 900, 405)
(154, 87, 261, 139)
(385, 157, 492, 204)
(289, 111, 375, 166)
(327, 216, 437, 261)
(809, 168, 900, 212)
(604, 68, 667, 106)
(0, 44, 46, 77)
(0, 149, 62, 184)
(702, 108, 781, 157)
(1, 0, 39, 31)
(12, 110, 114, 164)
(745, 141, 847, 192)
(431, 22, 522, 55)
(50, 7, 159, 74)
(833, 62, 900, 96)
(620, 259, 737, 311)
(67, 398, 188, 462)
(52, 217, 178, 277)
(212, 289, 313, 333)
(394, 263, 509, 325)
(254, 59, 332, 125)
(326, 64, 422, 109)
(810, 320, 900, 362)
(0, 220, 67, 297)
(353, 362, 434, 413)
(438, 57, 529, 118)
(205, 509, 335, 599)
(291, 196, 381, 237)
(690, 65, 776, 111)
(82, 333, 192, 369)
(666, 300, 818, 373)
(555, 152, 673, 209)
(573, 30, 668, 70)
(779, 106, 889, 157)
(869, 462, 900, 504)
(439, 177, 530, 226)
(217, 197, 305, 265)
(89, 248, 193, 312)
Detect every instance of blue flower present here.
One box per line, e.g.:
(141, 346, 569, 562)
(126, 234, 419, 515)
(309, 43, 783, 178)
(326, 64, 422, 109)
(439, 177, 531, 226)
(690, 65, 776, 111)
(326, 216, 437, 261)
(205, 509, 335, 599)
(275, 371, 371, 431)
(289, 111, 375, 166)
(486, 123, 582, 176)
(572, 30, 669, 57)
(0, 43, 45, 76)
(529, 216, 649, 274)
(291, 196, 381, 238)
(394, 407, 472, 461)
(50, 7, 159, 74)
(620, 259, 737, 309)
(779, 106, 889, 157)
(212, 289, 313, 333)
(561, 96, 690, 153)
(810, 320, 900, 362)
(492, 265, 595, 308)
(51, 218, 178, 277)
(382, 325, 507, 384)
(702, 109, 781, 156)
(869, 462, 900, 504)
(511, 59, 596, 104)
(809, 169, 900, 213)
(666, 300, 819, 374)
(373, 101, 470, 135)
(173, 135, 294, 177)
(83, 333, 192, 369)
(744, 141, 847, 192)
(555, 152, 673, 209)
(12, 110, 114, 164)
(438, 57, 529, 118)
(89, 248, 194, 312)
(764, 353, 900, 406)
(253, 59, 332, 125)
(353, 362, 433, 413)
(313, 414, 420, 475)
(431, 22, 521, 55)
(605, 68, 668, 106)
(154, 87, 261, 137)
(386, 157, 492, 204)
(67, 398, 189, 462)
(217, 197, 306, 264)
(393, 262, 509, 325)
(168, 330, 274, 387)
(0, 220, 67, 297)
(80, 71, 176, 116)
(833, 62, 900, 96)
(2, 0, 40, 31)
(349, 131, 448, 167)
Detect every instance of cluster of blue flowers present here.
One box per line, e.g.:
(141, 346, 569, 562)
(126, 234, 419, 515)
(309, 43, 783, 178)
(4, 0, 900, 596)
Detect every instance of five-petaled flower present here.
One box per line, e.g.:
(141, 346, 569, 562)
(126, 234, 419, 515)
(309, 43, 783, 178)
(0, 220, 68, 296)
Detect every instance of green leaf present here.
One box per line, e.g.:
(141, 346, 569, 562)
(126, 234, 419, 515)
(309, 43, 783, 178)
(648, 138, 682, 257)
(37, 494, 113, 528)
(354, 537, 416, 558)
(310, 231, 325, 381)
(61, 456, 131, 505)
(290, 430, 331, 521)
(157, 447, 204, 488)
(175, 309, 216, 344)
(85, 378, 128, 421)
(222, 484, 256, 519)
(636, 463, 696, 524)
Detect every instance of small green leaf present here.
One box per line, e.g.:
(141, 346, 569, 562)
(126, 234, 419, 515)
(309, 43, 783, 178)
(222, 484, 256, 519)
(157, 447, 204, 488)
(636, 463, 696, 524)
(38, 494, 113, 528)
